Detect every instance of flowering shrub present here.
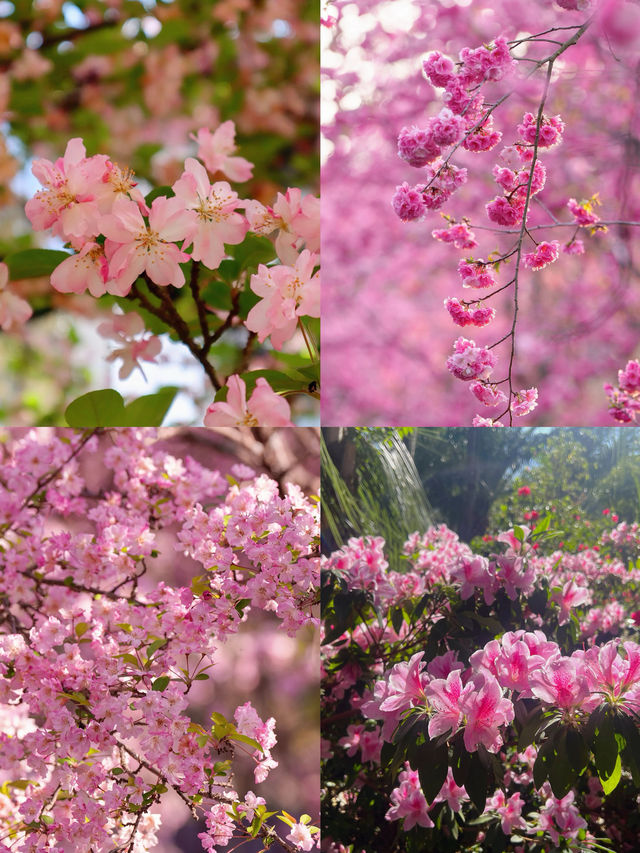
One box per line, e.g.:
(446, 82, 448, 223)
(321, 512, 640, 852)
(323, 0, 640, 426)
(0, 428, 320, 852)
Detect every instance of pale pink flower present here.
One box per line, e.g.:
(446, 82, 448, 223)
(246, 250, 319, 349)
(172, 157, 247, 270)
(192, 121, 254, 182)
(204, 375, 293, 427)
(550, 579, 591, 625)
(450, 554, 492, 600)
(272, 189, 321, 265)
(0, 262, 32, 331)
(386, 763, 433, 830)
(98, 312, 162, 379)
(25, 137, 109, 240)
(460, 675, 514, 752)
(487, 790, 526, 835)
(537, 791, 586, 846)
(101, 195, 192, 292)
(286, 822, 315, 851)
(50, 242, 113, 297)
(512, 387, 538, 416)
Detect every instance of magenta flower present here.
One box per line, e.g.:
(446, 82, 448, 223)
(102, 195, 192, 292)
(529, 655, 590, 710)
(460, 676, 514, 752)
(379, 652, 429, 714)
(426, 669, 472, 740)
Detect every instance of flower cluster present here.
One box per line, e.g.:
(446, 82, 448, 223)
(605, 359, 640, 422)
(0, 428, 320, 853)
(24, 125, 320, 426)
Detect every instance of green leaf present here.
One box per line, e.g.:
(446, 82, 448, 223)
(65, 389, 126, 427)
(4, 249, 71, 280)
(232, 233, 276, 271)
(201, 279, 232, 311)
(151, 676, 170, 692)
(513, 525, 525, 542)
(548, 730, 578, 799)
(390, 606, 404, 635)
(74, 622, 90, 638)
(533, 737, 555, 789)
(517, 707, 545, 751)
(415, 742, 448, 805)
(228, 731, 264, 753)
(147, 638, 168, 657)
(194, 672, 210, 680)
(464, 752, 489, 813)
(600, 752, 622, 795)
(120, 386, 179, 426)
(65, 387, 178, 427)
(566, 728, 589, 775)
(145, 186, 174, 205)
(593, 711, 618, 779)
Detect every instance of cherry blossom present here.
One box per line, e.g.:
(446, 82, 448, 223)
(191, 121, 254, 182)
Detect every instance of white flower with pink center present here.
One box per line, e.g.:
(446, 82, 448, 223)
(172, 158, 247, 270)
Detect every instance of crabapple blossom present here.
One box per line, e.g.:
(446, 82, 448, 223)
(49, 241, 113, 297)
(286, 822, 316, 851)
(101, 195, 192, 292)
(0, 262, 32, 331)
(246, 250, 320, 349)
(204, 375, 293, 427)
(98, 311, 162, 379)
(191, 121, 253, 183)
(172, 157, 247, 270)
(0, 428, 320, 853)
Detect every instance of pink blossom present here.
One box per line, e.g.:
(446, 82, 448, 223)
(529, 655, 590, 709)
(433, 223, 477, 250)
(397, 125, 441, 167)
(429, 108, 465, 147)
(101, 195, 192, 292)
(457, 259, 496, 289)
(434, 768, 467, 812)
(379, 652, 428, 713)
(392, 182, 426, 222)
(563, 239, 585, 255)
(445, 298, 495, 328)
(386, 763, 433, 830)
(422, 51, 456, 88)
(426, 668, 472, 739)
(0, 263, 32, 331)
(523, 241, 560, 271)
(172, 157, 247, 270)
(98, 312, 162, 379)
(470, 382, 507, 407)
(486, 196, 522, 226)
(204, 375, 293, 427)
(487, 790, 527, 835)
(192, 121, 254, 182)
(472, 416, 504, 427)
(286, 822, 315, 851)
(450, 555, 492, 600)
(618, 359, 640, 393)
(50, 242, 113, 297)
(246, 250, 319, 349)
(460, 675, 514, 752)
(512, 387, 539, 417)
(271, 188, 321, 264)
(446, 337, 496, 381)
(517, 113, 565, 147)
(25, 137, 109, 240)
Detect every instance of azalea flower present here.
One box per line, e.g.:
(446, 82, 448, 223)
(204, 375, 293, 427)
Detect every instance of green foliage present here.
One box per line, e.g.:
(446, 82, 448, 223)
(64, 387, 178, 427)
(4, 249, 71, 280)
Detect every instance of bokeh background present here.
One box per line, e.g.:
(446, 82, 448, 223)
(322, 0, 640, 425)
